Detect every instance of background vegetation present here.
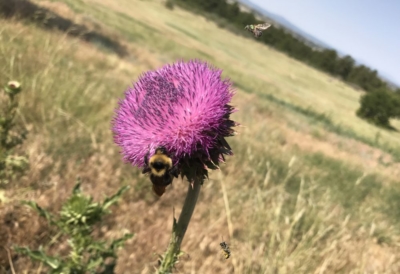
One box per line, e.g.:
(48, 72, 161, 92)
(172, 0, 400, 127)
(173, 0, 395, 89)
(0, 0, 400, 273)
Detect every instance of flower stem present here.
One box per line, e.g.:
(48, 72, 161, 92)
(157, 178, 202, 273)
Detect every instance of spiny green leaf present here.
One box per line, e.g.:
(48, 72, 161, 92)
(86, 257, 104, 270)
(14, 246, 61, 269)
(73, 178, 82, 194)
(110, 233, 134, 250)
(21, 200, 53, 222)
(16, 182, 132, 274)
(102, 185, 130, 210)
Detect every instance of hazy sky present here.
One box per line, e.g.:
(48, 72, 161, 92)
(249, 0, 400, 86)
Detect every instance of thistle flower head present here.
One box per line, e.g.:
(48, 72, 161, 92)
(112, 60, 237, 181)
(4, 81, 22, 96)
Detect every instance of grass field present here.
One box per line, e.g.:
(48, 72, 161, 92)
(1, 0, 400, 273)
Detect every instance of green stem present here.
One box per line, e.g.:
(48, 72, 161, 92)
(157, 178, 202, 273)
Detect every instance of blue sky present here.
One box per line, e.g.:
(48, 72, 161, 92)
(249, 0, 400, 86)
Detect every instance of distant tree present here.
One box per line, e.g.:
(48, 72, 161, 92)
(216, 1, 229, 17)
(357, 88, 400, 127)
(200, 0, 221, 12)
(292, 43, 313, 60)
(226, 2, 240, 18)
(235, 11, 256, 27)
(260, 26, 282, 45)
(165, 0, 175, 10)
(312, 49, 338, 74)
(348, 65, 386, 92)
(335, 55, 355, 80)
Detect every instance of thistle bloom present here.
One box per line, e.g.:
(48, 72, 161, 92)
(112, 60, 236, 182)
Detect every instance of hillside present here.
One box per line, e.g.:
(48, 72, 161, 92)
(1, 0, 400, 273)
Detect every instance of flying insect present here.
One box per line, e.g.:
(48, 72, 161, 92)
(244, 22, 271, 38)
(220, 241, 231, 260)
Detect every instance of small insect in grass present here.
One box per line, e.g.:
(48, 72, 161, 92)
(220, 241, 231, 260)
(244, 23, 271, 38)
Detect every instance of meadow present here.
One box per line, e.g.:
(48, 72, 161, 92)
(1, 0, 400, 273)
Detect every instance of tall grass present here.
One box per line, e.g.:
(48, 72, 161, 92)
(235, 82, 400, 162)
(1, 0, 400, 273)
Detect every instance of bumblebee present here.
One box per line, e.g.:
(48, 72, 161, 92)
(244, 23, 271, 38)
(220, 241, 231, 260)
(142, 146, 179, 196)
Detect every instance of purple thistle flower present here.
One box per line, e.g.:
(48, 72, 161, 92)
(112, 60, 237, 190)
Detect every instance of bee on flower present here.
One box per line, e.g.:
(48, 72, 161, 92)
(112, 60, 238, 196)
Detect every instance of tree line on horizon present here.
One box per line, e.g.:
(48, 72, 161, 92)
(167, 0, 400, 128)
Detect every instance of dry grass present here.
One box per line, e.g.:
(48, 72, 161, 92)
(1, 0, 400, 273)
